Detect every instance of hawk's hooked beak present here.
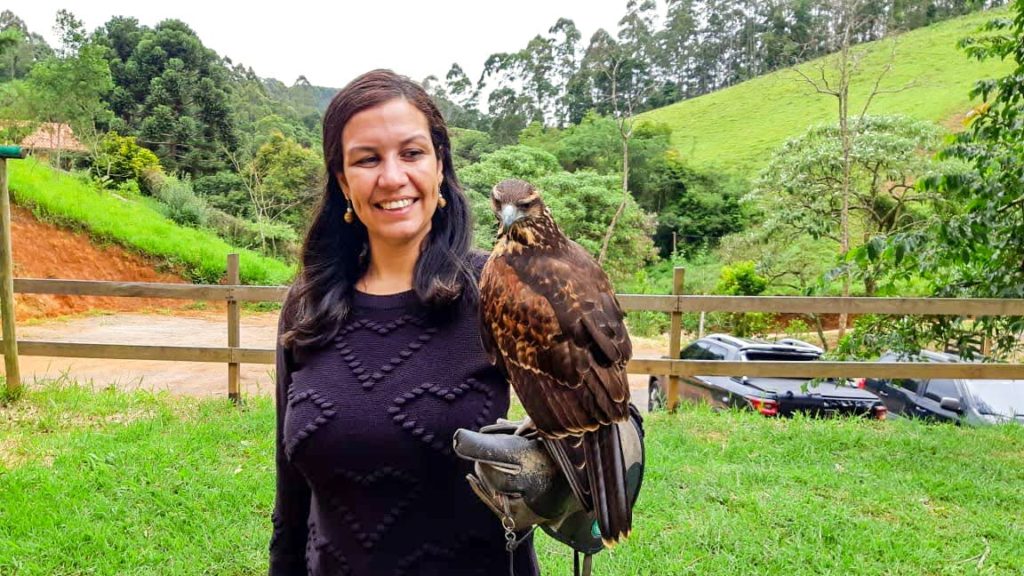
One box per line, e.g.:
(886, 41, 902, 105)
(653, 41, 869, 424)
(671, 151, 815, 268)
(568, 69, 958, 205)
(499, 204, 524, 229)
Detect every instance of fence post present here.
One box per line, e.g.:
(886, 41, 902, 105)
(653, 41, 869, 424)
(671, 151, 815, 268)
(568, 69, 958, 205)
(667, 267, 685, 412)
(0, 149, 25, 399)
(227, 253, 240, 402)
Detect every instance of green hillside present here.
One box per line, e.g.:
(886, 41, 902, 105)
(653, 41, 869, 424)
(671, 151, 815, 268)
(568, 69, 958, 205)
(8, 158, 295, 286)
(640, 6, 1014, 177)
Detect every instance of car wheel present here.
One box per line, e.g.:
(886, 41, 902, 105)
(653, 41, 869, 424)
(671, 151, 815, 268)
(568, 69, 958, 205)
(648, 378, 666, 412)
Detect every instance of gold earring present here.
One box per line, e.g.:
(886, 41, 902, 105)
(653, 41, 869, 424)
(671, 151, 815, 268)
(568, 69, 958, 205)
(344, 199, 354, 223)
(438, 194, 447, 209)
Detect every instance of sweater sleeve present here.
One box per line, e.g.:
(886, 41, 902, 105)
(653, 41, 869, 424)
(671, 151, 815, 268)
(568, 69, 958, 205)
(268, 304, 311, 575)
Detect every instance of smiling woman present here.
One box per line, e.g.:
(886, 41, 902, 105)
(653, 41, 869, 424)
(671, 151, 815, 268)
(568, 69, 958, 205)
(268, 70, 540, 576)
(337, 98, 445, 280)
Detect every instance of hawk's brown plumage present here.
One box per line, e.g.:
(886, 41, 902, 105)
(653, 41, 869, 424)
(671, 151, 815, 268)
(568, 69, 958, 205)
(479, 178, 633, 545)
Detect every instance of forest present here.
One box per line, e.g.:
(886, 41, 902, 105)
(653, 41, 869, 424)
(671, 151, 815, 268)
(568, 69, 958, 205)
(0, 0, 1021, 357)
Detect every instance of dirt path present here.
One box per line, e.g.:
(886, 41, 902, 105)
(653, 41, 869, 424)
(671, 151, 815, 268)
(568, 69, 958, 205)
(16, 311, 279, 397)
(14, 311, 666, 409)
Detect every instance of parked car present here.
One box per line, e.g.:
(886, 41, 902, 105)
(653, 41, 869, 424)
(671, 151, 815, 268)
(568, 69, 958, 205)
(858, 350, 1024, 426)
(649, 334, 887, 418)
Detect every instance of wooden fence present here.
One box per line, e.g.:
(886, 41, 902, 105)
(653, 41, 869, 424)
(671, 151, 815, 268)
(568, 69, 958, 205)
(3, 261, 1024, 407)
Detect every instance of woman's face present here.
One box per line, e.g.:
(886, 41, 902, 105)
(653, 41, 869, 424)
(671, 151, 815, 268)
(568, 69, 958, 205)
(336, 98, 444, 251)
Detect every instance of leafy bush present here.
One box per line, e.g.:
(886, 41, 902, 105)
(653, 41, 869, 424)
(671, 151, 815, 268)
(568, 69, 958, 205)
(715, 261, 771, 337)
(89, 132, 162, 188)
(716, 261, 768, 296)
(142, 172, 210, 228)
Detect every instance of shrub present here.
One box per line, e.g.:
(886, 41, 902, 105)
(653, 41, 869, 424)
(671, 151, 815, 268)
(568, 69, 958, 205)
(150, 175, 210, 228)
(715, 261, 770, 337)
(90, 132, 162, 187)
(205, 209, 298, 261)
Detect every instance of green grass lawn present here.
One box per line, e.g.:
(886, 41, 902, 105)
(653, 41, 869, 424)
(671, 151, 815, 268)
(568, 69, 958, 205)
(640, 6, 1015, 178)
(2, 381, 1022, 575)
(8, 157, 295, 285)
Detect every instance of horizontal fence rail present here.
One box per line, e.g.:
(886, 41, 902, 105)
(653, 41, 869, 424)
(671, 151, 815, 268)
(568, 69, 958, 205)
(16, 278, 1024, 315)
(9, 267, 1024, 402)
(5, 341, 275, 364)
(13, 278, 288, 302)
(7, 340, 1023, 380)
(616, 294, 1024, 316)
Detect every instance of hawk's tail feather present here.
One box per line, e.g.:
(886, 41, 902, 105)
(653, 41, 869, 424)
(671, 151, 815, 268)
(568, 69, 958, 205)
(584, 424, 632, 547)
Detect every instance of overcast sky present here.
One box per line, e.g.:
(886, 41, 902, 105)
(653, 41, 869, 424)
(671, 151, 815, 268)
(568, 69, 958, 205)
(14, 1, 636, 89)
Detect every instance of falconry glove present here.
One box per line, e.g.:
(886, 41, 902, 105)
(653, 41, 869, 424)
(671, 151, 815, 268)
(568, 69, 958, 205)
(452, 405, 645, 564)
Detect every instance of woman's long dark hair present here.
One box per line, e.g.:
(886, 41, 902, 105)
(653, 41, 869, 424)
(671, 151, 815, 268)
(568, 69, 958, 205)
(282, 69, 476, 349)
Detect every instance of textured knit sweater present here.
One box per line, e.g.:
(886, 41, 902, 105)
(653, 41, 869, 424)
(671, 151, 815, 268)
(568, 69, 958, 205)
(269, 288, 540, 576)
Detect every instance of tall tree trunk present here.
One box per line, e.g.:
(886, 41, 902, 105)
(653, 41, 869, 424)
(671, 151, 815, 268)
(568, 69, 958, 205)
(837, 5, 853, 341)
(599, 125, 630, 266)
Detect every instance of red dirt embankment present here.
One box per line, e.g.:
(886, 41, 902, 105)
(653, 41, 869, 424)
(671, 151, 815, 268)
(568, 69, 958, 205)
(10, 205, 198, 321)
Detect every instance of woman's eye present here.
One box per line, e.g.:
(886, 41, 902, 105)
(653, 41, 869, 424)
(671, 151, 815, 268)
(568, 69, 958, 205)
(355, 156, 377, 166)
(403, 149, 425, 159)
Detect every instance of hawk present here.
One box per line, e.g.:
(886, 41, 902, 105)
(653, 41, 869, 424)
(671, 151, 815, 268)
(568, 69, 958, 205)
(479, 178, 634, 546)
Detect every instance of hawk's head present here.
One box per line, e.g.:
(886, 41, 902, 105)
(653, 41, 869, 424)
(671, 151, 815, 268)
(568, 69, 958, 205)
(490, 179, 549, 239)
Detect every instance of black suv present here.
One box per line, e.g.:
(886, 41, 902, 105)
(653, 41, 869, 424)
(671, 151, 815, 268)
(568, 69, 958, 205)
(649, 334, 887, 418)
(859, 350, 1024, 426)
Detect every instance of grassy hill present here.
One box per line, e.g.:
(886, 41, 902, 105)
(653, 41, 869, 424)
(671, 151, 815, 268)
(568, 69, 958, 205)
(640, 6, 1014, 178)
(8, 158, 295, 286)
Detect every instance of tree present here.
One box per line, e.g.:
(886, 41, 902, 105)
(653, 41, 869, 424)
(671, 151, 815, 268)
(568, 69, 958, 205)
(842, 1, 1024, 358)
(752, 115, 942, 295)
(94, 18, 238, 175)
(485, 86, 534, 145)
(420, 70, 487, 132)
(791, 0, 917, 334)
(646, 153, 747, 257)
(231, 131, 321, 250)
(570, 0, 662, 266)
(0, 11, 53, 81)
(548, 18, 583, 126)
(24, 10, 113, 164)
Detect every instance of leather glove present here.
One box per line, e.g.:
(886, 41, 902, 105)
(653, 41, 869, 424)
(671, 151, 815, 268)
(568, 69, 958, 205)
(452, 406, 644, 555)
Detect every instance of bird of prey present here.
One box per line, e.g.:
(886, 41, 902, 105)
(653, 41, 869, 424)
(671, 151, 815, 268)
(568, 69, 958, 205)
(479, 178, 634, 546)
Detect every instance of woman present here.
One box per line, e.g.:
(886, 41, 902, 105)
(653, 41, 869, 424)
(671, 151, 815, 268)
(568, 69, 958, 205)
(269, 69, 540, 575)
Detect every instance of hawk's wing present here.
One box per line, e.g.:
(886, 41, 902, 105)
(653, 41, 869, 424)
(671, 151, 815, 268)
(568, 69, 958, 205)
(480, 239, 631, 437)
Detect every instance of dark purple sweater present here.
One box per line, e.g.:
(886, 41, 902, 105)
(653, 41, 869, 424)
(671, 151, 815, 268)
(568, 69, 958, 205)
(269, 288, 540, 576)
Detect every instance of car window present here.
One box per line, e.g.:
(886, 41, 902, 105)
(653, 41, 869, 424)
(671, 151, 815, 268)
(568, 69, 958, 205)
(743, 351, 818, 361)
(964, 380, 1024, 417)
(680, 343, 705, 360)
(892, 378, 920, 394)
(924, 379, 960, 403)
(705, 344, 728, 361)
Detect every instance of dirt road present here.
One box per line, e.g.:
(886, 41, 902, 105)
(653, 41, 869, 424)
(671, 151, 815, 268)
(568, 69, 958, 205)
(14, 311, 664, 409)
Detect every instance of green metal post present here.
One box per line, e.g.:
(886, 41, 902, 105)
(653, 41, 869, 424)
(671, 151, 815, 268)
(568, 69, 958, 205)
(0, 146, 26, 398)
